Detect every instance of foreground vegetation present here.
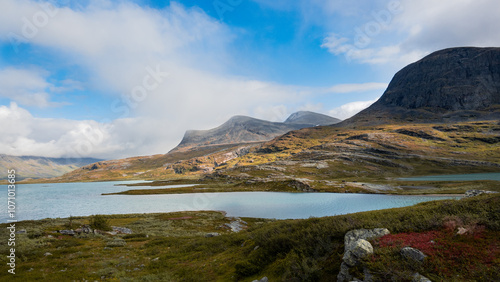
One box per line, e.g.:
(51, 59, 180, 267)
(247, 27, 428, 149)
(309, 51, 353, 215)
(1, 194, 498, 281)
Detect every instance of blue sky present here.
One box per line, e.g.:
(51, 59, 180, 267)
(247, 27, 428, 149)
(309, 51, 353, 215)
(0, 0, 499, 159)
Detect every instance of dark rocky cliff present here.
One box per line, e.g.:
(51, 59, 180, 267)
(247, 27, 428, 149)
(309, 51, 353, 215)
(342, 47, 500, 125)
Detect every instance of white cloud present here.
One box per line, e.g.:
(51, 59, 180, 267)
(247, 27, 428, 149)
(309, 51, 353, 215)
(328, 99, 378, 120)
(320, 0, 500, 68)
(0, 102, 184, 159)
(0, 67, 65, 107)
(327, 82, 388, 94)
(0, 1, 312, 158)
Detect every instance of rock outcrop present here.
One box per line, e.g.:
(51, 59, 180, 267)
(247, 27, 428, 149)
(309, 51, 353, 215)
(338, 228, 390, 282)
(342, 47, 500, 126)
(401, 246, 427, 264)
(465, 189, 498, 197)
(344, 228, 391, 251)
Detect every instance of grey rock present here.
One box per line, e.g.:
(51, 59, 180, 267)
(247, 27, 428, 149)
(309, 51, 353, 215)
(344, 228, 390, 251)
(205, 232, 220, 238)
(412, 272, 432, 282)
(339, 228, 389, 282)
(465, 189, 498, 197)
(252, 277, 268, 282)
(337, 262, 352, 282)
(401, 247, 426, 263)
(59, 230, 75, 236)
(44, 252, 52, 256)
(342, 239, 374, 267)
(16, 229, 26, 234)
(112, 226, 132, 234)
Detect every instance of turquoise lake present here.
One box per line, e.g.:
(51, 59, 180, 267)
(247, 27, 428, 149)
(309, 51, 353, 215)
(1, 181, 462, 223)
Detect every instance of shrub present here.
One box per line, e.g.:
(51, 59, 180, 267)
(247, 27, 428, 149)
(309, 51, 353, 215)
(89, 214, 112, 231)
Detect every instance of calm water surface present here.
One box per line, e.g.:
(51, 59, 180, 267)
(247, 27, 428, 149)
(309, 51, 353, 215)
(1, 181, 461, 223)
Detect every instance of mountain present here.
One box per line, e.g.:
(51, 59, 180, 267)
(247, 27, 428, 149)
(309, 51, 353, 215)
(284, 111, 341, 126)
(40, 111, 340, 182)
(171, 112, 341, 152)
(342, 47, 500, 126)
(0, 155, 102, 180)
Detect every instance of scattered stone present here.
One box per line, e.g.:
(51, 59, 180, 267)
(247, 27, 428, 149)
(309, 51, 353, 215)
(252, 277, 268, 282)
(112, 226, 132, 234)
(79, 225, 93, 234)
(47, 235, 54, 238)
(412, 272, 432, 282)
(59, 230, 76, 236)
(287, 179, 315, 192)
(103, 247, 112, 250)
(457, 227, 468, 235)
(16, 229, 27, 234)
(344, 228, 390, 251)
(205, 232, 220, 238)
(225, 218, 247, 232)
(465, 189, 498, 197)
(152, 257, 159, 262)
(44, 252, 52, 256)
(401, 247, 426, 263)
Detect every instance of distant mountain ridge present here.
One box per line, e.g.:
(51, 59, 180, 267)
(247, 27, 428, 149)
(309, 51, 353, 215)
(285, 111, 341, 125)
(342, 47, 500, 126)
(172, 111, 341, 152)
(0, 155, 102, 180)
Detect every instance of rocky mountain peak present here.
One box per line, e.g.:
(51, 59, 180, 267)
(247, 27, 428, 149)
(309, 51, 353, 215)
(342, 47, 500, 125)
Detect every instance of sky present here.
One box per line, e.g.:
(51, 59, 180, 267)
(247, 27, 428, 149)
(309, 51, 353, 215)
(0, 0, 499, 159)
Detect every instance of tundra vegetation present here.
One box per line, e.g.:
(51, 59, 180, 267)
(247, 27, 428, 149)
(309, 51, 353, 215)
(0, 194, 498, 281)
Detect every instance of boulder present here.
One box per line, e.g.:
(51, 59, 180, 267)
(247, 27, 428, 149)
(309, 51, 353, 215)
(343, 239, 374, 267)
(338, 228, 390, 282)
(59, 230, 75, 236)
(401, 247, 426, 263)
(252, 277, 268, 282)
(344, 228, 390, 251)
(205, 232, 220, 238)
(412, 272, 432, 282)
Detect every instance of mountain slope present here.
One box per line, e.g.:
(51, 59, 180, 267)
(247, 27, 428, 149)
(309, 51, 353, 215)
(172, 112, 340, 152)
(284, 111, 341, 126)
(342, 47, 500, 126)
(0, 155, 102, 180)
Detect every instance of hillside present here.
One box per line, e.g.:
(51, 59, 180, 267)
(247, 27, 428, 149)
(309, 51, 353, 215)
(342, 47, 500, 126)
(38, 47, 500, 185)
(0, 155, 101, 180)
(1, 194, 498, 281)
(172, 111, 341, 152)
